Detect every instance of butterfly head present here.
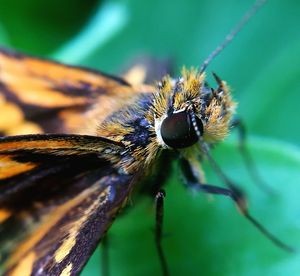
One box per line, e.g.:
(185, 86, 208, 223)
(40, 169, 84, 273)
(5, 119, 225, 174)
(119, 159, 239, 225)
(153, 69, 236, 150)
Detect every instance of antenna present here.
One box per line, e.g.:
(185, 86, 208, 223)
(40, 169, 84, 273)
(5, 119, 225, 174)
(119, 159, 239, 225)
(200, 0, 267, 73)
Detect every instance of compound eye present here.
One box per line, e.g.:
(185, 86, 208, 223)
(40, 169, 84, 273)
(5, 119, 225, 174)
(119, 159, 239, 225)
(160, 111, 203, 149)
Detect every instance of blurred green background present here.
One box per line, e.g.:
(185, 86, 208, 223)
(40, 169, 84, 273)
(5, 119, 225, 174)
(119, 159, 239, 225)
(0, 0, 299, 275)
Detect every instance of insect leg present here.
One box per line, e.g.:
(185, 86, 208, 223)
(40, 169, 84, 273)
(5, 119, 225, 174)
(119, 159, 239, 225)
(231, 118, 275, 194)
(155, 189, 170, 276)
(180, 157, 295, 253)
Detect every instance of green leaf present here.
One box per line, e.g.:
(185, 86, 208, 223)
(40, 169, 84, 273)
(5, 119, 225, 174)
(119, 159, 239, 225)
(52, 2, 129, 64)
(239, 37, 300, 143)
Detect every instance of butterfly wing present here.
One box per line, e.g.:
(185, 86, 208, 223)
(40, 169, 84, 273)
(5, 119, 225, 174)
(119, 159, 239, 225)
(0, 48, 154, 136)
(0, 134, 134, 275)
(0, 48, 149, 275)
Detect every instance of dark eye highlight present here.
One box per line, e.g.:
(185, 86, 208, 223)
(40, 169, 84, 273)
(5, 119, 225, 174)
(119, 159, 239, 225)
(160, 111, 203, 149)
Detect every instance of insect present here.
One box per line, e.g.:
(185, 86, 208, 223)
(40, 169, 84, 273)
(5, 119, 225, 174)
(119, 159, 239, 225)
(0, 0, 297, 275)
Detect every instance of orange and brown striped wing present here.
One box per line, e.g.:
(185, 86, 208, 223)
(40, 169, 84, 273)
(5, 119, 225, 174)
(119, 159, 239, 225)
(0, 48, 138, 135)
(0, 134, 134, 275)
